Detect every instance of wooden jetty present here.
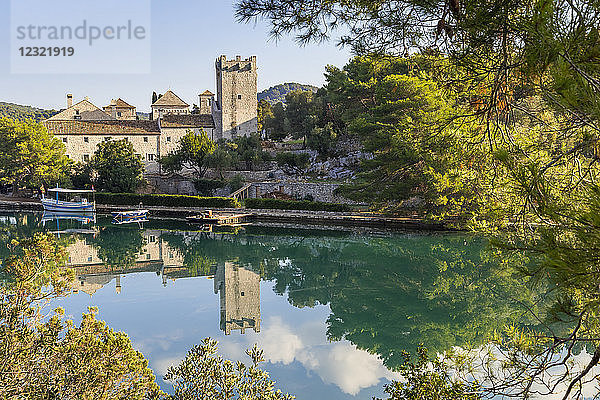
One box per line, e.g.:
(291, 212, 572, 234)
(187, 210, 252, 226)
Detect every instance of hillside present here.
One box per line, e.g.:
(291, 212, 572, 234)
(0, 102, 59, 122)
(258, 83, 319, 105)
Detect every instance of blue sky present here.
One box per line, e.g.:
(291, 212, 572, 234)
(0, 0, 351, 111)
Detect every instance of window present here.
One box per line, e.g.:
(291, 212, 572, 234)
(83, 154, 89, 162)
(62, 137, 67, 143)
(147, 154, 155, 161)
(149, 235, 156, 243)
(117, 112, 122, 117)
(169, 252, 173, 259)
(143, 137, 148, 142)
(241, 291, 245, 296)
(88, 256, 92, 262)
(146, 253, 151, 260)
(84, 137, 89, 143)
(237, 94, 242, 100)
(166, 136, 171, 142)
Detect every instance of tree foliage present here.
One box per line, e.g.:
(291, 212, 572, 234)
(236, 0, 600, 397)
(0, 118, 71, 194)
(258, 83, 318, 105)
(159, 130, 216, 179)
(164, 338, 294, 400)
(91, 139, 144, 193)
(257, 99, 274, 134)
(376, 347, 481, 400)
(0, 233, 162, 399)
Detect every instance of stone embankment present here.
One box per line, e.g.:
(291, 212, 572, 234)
(0, 197, 451, 231)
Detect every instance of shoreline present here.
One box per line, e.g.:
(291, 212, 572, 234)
(0, 197, 452, 232)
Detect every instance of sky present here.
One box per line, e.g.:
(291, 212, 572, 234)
(0, 0, 352, 112)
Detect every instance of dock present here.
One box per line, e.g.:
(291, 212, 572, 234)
(187, 211, 253, 226)
(214, 213, 253, 226)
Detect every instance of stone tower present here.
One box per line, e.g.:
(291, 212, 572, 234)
(213, 55, 258, 140)
(213, 262, 261, 335)
(198, 90, 214, 115)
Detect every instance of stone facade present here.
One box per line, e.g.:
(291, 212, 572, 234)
(46, 55, 258, 174)
(45, 120, 163, 173)
(103, 98, 137, 120)
(151, 90, 190, 120)
(48, 97, 114, 121)
(213, 55, 258, 140)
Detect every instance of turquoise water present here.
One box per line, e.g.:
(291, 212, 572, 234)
(0, 213, 536, 399)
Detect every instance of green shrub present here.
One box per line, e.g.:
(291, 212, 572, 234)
(228, 175, 245, 192)
(275, 152, 310, 172)
(193, 179, 226, 196)
(245, 198, 351, 212)
(95, 193, 240, 208)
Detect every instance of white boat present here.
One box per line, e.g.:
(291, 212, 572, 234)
(41, 187, 96, 212)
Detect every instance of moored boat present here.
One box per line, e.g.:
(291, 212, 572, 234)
(41, 188, 96, 212)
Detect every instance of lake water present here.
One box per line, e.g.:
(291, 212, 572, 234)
(0, 213, 536, 399)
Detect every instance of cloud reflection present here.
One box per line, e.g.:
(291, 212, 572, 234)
(222, 316, 400, 395)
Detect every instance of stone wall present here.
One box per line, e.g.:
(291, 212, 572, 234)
(145, 174, 355, 204)
(249, 181, 353, 203)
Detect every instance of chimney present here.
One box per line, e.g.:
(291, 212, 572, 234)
(111, 105, 117, 119)
(66, 93, 73, 108)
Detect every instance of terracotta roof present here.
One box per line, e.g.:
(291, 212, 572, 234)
(104, 98, 135, 109)
(44, 120, 160, 135)
(200, 90, 215, 96)
(152, 90, 189, 107)
(160, 114, 215, 129)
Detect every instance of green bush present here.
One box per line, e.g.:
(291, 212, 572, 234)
(275, 152, 310, 172)
(95, 193, 240, 208)
(245, 198, 351, 212)
(228, 175, 245, 192)
(193, 179, 226, 196)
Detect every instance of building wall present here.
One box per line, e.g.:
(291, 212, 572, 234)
(151, 106, 189, 120)
(48, 100, 113, 121)
(104, 107, 137, 120)
(57, 134, 161, 173)
(199, 95, 213, 114)
(214, 55, 258, 140)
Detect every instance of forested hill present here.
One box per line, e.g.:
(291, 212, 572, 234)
(258, 83, 318, 104)
(0, 102, 60, 122)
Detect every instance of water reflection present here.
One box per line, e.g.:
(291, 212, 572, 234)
(215, 262, 261, 335)
(0, 213, 545, 398)
(61, 227, 263, 337)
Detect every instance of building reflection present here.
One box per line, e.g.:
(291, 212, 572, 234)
(214, 262, 261, 335)
(64, 229, 261, 335)
(66, 230, 186, 295)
